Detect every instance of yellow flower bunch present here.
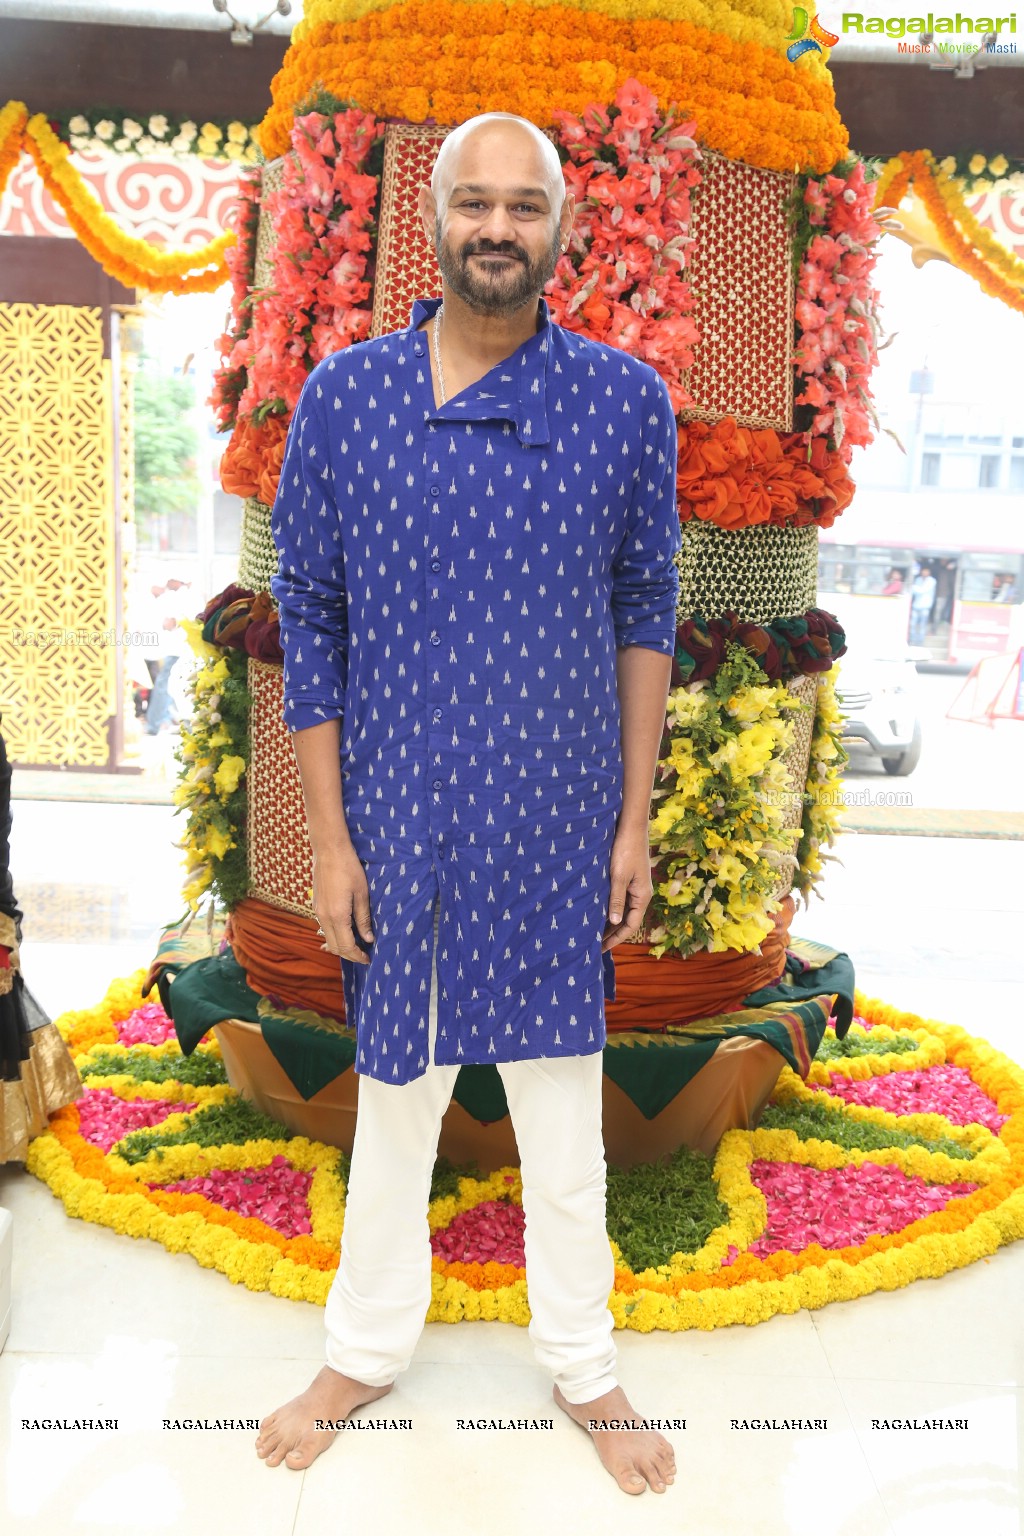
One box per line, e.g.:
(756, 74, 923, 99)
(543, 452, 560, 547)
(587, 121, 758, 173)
(646, 646, 804, 958)
(793, 666, 847, 900)
(173, 624, 250, 914)
(8, 107, 235, 294)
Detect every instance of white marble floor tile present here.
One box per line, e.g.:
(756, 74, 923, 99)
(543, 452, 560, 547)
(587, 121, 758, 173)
(839, 1379, 1021, 1536)
(289, 1363, 894, 1536)
(808, 1239, 1024, 1389)
(1, 1350, 305, 1536)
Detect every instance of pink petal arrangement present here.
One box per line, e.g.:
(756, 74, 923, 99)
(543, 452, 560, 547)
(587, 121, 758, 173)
(76, 1087, 197, 1154)
(733, 1159, 980, 1258)
(151, 1154, 314, 1238)
(430, 1198, 526, 1267)
(816, 1064, 1008, 1133)
(116, 1002, 178, 1046)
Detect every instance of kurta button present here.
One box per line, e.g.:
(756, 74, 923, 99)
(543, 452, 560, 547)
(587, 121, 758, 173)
(433, 778, 442, 789)
(433, 708, 442, 721)
(430, 632, 440, 645)
(430, 560, 440, 571)
(430, 485, 441, 496)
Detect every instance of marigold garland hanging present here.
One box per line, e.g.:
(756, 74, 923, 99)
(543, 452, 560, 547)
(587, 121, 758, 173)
(873, 150, 1024, 317)
(3, 106, 237, 294)
(257, 5, 848, 175)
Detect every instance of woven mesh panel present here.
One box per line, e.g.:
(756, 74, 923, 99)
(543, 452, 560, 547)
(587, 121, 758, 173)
(239, 496, 279, 594)
(772, 671, 819, 902)
(680, 150, 794, 431)
(254, 157, 287, 290)
(676, 524, 818, 624)
(246, 658, 314, 917)
(371, 125, 446, 337)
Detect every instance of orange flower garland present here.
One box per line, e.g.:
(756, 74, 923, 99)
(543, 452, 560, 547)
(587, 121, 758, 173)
(873, 150, 1024, 318)
(258, 6, 847, 174)
(0, 103, 236, 295)
(677, 418, 855, 530)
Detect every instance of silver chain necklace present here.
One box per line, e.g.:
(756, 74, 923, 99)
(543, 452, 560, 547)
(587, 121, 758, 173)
(432, 303, 447, 405)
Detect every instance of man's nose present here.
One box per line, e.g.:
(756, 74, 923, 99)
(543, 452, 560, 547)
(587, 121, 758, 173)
(477, 203, 518, 245)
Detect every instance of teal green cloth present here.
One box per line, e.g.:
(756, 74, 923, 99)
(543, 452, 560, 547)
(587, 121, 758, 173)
(162, 936, 854, 1121)
(167, 952, 262, 1054)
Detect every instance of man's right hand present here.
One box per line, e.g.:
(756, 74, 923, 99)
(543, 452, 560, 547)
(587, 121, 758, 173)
(311, 844, 375, 964)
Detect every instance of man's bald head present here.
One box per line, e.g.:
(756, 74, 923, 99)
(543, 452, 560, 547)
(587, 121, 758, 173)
(430, 113, 564, 213)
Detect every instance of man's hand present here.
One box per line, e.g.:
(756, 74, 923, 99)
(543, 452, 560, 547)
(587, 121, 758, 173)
(312, 844, 375, 964)
(602, 821, 653, 953)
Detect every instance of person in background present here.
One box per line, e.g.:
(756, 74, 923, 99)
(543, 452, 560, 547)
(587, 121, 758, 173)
(909, 564, 936, 647)
(145, 577, 193, 736)
(881, 567, 904, 596)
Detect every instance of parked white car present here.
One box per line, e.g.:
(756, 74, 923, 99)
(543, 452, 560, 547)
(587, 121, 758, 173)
(834, 650, 922, 776)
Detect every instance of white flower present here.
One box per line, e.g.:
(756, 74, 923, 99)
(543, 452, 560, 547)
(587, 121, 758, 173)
(137, 136, 156, 154)
(94, 119, 116, 140)
(114, 138, 131, 152)
(69, 114, 90, 134)
(170, 135, 191, 153)
(122, 119, 143, 140)
(70, 134, 92, 152)
(179, 120, 197, 140)
(148, 114, 169, 137)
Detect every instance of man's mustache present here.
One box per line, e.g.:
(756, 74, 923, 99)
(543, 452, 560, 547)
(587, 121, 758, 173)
(461, 243, 526, 261)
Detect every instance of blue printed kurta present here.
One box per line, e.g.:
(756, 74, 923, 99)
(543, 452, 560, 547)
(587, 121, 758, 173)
(270, 296, 681, 1083)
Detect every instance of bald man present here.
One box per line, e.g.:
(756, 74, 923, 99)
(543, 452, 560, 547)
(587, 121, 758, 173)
(258, 112, 682, 1496)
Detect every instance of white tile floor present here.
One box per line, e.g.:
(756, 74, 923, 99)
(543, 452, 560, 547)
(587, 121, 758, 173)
(1, 801, 1022, 1536)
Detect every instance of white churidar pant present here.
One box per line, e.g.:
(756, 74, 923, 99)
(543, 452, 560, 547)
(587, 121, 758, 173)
(324, 902, 619, 1405)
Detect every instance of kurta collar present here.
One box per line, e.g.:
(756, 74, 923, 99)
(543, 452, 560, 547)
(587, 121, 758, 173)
(409, 295, 551, 447)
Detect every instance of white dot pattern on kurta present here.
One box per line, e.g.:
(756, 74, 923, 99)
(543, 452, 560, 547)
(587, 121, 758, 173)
(270, 297, 681, 1084)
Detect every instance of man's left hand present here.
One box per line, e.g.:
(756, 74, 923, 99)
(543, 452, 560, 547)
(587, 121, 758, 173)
(602, 822, 653, 953)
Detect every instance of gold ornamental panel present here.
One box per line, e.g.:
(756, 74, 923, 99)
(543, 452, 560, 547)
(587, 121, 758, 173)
(0, 303, 116, 765)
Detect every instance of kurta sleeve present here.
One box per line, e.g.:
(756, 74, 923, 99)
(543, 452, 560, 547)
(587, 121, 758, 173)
(610, 371, 681, 654)
(269, 373, 349, 734)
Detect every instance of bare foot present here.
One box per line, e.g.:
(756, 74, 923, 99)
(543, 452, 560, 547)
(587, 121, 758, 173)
(256, 1364, 394, 1470)
(553, 1383, 677, 1495)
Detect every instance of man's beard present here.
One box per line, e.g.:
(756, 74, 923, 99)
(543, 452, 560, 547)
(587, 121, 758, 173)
(434, 218, 562, 317)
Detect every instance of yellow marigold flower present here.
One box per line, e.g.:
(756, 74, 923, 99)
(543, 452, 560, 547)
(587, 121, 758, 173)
(969, 152, 986, 176)
(939, 154, 957, 176)
(201, 122, 223, 141)
(227, 121, 248, 143)
(989, 154, 1009, 176)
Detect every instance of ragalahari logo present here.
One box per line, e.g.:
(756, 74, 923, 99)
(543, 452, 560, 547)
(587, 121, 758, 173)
(786, 6, 841, 59)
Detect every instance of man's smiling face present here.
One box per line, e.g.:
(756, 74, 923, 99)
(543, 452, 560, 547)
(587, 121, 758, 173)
(425, 119, 571, 317)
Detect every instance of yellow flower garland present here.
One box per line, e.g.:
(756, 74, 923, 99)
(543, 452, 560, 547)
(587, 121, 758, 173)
(258, 4, 847, 173)
(294, 0, 834, 76)
(0, 103, 236, 295)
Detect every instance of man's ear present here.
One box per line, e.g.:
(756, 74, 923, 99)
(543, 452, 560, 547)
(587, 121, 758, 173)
(560, 190, 576, 251)
(417, 183, 437, 246)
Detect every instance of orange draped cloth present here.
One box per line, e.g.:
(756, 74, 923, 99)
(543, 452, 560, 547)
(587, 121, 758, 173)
(226, 895, 796, 1031)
